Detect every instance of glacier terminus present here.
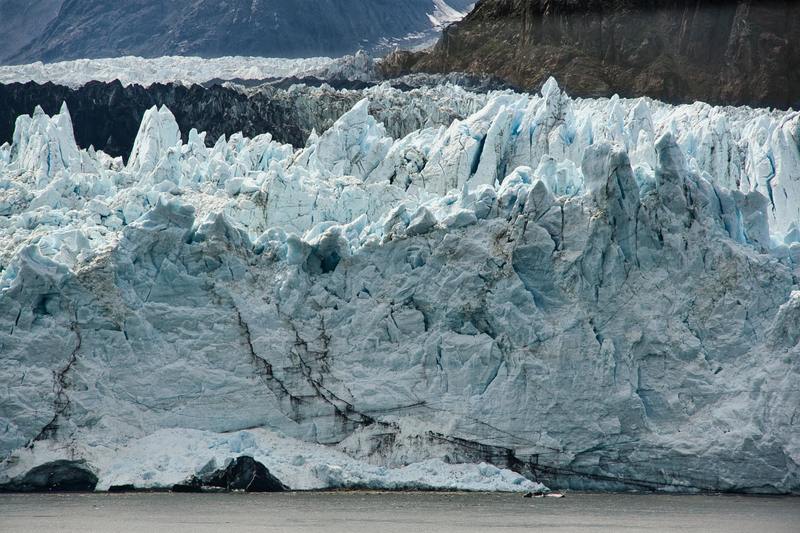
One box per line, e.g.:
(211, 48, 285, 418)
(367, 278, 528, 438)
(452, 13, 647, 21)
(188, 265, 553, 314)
(0, 76, 798, 494)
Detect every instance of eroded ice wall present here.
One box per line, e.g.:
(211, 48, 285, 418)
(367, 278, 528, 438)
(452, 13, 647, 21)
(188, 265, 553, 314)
(0, 80, 798, 493)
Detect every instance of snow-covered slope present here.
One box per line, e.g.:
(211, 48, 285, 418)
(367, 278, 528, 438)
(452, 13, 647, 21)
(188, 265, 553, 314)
(428, 0, 474, 29)
(0, 80, 798, 493)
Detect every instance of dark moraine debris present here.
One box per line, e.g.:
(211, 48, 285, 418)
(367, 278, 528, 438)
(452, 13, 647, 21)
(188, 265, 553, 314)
(0, 460, 98, 492)
(172, 456, 287, 493)
(0, 76, 496, 163)
(0, 80, 362, 161)
(107, 484, 137, 493)
(170, 481, 205, 493)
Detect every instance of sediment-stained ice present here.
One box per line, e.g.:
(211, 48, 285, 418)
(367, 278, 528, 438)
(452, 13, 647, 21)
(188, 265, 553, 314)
(0, 79, 798, 493)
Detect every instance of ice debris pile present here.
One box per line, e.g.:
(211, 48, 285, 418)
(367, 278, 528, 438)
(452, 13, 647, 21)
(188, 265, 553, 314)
(0, 78, 799, 493)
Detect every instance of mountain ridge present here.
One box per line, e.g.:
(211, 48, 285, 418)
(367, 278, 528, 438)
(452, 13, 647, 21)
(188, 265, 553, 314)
(2, 0, 475, 64)
(380, 0, 800, 108)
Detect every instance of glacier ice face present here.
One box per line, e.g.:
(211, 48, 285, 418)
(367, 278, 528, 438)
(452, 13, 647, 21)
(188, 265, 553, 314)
(11, 103, 83, 180)
(0, 78, 799, 493)
(128, 106, 182, 174)
(297, 99, 393, 182)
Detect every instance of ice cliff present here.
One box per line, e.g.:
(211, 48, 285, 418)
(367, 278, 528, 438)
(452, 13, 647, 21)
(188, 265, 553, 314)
(0, 79, 798, 493)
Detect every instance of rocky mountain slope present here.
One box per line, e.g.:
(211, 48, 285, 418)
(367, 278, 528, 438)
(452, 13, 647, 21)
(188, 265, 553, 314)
(1, 80, 798, 493)
(0, 0, 63, 63)
(381, 0, 800, 108)
(3, 0, 475, 64)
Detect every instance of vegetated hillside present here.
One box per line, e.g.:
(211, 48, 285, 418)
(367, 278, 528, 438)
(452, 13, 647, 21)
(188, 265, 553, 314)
(380, 0, 800, 108)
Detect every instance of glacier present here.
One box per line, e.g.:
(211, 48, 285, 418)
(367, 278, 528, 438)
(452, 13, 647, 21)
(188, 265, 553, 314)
(0, 55, 359, 88)
(0, 78, 799, 493)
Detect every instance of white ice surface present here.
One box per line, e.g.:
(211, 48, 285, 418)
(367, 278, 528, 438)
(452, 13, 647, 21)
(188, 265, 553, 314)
(0, 55, 344, 87)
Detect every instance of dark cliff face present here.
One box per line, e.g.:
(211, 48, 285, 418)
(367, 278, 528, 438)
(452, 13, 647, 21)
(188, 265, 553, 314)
(0, 81, 364, 160)
(5, 0, 475, 64)
(381, 0, 800, 108)
(0, 77, 486, 162)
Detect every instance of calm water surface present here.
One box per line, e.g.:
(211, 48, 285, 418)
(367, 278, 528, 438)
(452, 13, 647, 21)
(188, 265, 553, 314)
(0, 492, 797, 532)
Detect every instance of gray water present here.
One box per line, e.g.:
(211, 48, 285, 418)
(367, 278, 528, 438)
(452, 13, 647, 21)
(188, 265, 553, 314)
(0, 492, 797, 532)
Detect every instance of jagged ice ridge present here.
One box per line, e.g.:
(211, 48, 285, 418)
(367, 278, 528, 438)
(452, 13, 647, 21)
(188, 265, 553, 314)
(0, 79, 799, 493)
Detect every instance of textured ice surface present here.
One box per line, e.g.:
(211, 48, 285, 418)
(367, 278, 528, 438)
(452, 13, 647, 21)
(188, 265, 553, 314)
(0, 55, 355, 87)
(0, 79, 799, 493)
